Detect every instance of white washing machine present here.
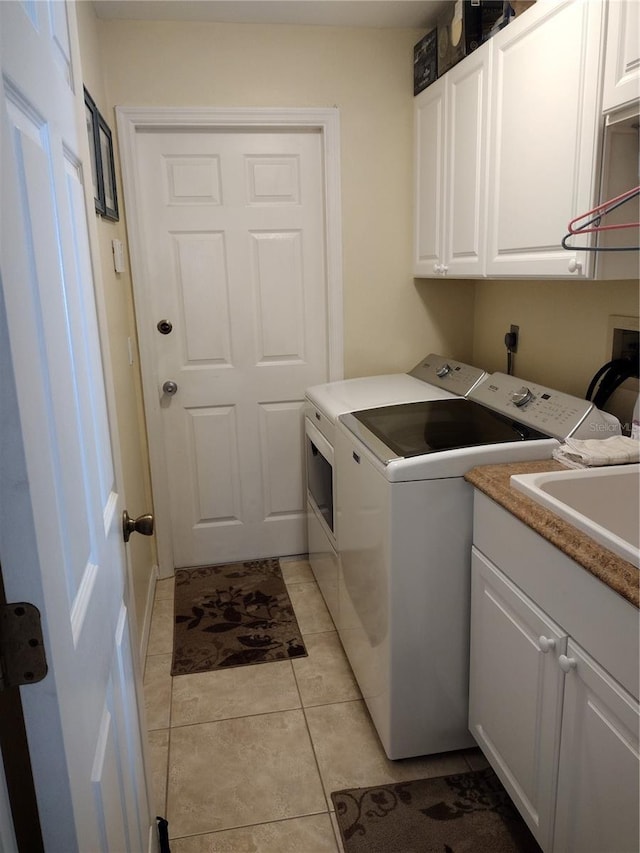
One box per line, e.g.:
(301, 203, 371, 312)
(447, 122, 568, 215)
(304, 355, 486, 624)
(335, 372, 621, 760)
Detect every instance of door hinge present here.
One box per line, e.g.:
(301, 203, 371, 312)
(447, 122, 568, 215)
(0, 602, 48, 691)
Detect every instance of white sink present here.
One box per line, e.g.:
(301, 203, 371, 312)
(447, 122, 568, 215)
(510, 464, 640, 568)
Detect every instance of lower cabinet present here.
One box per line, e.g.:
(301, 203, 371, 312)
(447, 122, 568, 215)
(469, 546, 640, 852)
(553, 639, 640, 853)
(469, 549, 565, 850)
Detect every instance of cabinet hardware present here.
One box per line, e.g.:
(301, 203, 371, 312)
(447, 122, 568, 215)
(539, 635, 556, 653)
(558, 654, 578, 673)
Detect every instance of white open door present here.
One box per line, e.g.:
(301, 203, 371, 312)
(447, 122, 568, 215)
(0, 2, 154, 851)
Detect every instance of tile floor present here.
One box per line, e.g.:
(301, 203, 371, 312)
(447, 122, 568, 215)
(143, 556, 487, 852)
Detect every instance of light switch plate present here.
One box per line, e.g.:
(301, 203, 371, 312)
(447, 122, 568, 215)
(112, 239, 125, 273)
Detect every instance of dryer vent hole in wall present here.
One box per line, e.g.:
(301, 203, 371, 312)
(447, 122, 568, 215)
(587, 323, 639, 436)
(611, 326, 639, 364)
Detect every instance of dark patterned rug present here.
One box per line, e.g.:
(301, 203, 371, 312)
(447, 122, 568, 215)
(331, 767, 542, 853)
(171, 558, 307, 675)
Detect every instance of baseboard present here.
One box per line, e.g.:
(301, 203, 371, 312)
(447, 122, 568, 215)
(139, 563, 159, 668)
(148, 820, 160, 853)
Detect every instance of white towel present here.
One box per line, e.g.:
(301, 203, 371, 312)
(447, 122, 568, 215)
(553, 435, 640, 469)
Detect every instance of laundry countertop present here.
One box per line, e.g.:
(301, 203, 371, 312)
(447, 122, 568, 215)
(465, 459, 639, 609)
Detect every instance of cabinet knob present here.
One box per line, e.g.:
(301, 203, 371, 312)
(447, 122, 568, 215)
(558, 654, 577, 673)
(539, 635, 556, 653)
(442, 265, 448, 274)
(433, 263, 441, 274)
(568, 258, 582, 274)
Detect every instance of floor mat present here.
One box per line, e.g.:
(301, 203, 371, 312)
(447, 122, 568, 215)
(171, 558, 307, 675)
(331, 767, 541, 853)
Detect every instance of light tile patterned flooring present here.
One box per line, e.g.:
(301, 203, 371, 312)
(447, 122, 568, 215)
(143, 556, 487, 852)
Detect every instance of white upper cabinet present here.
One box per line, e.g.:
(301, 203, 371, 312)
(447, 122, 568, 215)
(414, 43, 492, 278)
(595, 1, 640, 279)
(414, 0, 615, 280)
(414, 76, 447, 276)
(602, 0, 640, 115)
(485, 0, 605, 278)
(446, 46, 492, 277)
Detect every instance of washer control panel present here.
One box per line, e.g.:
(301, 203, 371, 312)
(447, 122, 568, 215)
(469, 372, 620, 440)
(409, 354, 486, 397)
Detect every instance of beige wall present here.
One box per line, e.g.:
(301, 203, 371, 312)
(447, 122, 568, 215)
(471, 280, 639, 398)
(77, 12, 638, 638)
(97, 17, 476, 377)
(76, 3, 157, 645)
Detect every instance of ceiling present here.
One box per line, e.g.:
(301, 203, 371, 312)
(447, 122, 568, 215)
(92, 0, 448, 29)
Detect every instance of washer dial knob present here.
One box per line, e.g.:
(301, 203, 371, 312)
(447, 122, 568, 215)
(511, 386, 533, 407)
(436, 363, 452, 378)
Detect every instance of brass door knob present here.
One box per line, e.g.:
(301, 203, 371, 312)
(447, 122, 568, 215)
(122, 511, 154, 543)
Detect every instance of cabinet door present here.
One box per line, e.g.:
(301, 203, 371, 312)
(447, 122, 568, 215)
(469, 549, 567, 850)
(485, 0, 605, 278)
(602, 0, 640, 114)
(553, 639, 640, 853)
(445, 43, 492, 277)
(413, 77, 446, 276)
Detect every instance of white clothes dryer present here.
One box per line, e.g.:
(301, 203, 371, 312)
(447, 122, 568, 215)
(304, 355, 486, 624)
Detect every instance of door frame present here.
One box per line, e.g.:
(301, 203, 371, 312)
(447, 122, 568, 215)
(116, 107, 343, 576)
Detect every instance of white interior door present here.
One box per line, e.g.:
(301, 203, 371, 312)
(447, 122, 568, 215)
(127, 124, 332, 568)
(0, 3, 153, 851)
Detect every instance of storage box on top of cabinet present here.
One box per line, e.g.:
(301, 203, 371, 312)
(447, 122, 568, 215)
(435, 0, 504, 77)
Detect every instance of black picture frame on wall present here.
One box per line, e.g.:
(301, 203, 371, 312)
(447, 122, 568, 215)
(84, 87, 105, 215)
(97, 114, 119, 221)
(83, 86, 119, 221)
